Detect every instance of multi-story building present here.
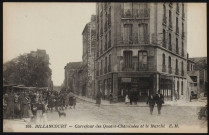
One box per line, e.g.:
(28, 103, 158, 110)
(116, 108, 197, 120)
(81, 15, 96, 98)
(187, 57, 207, 98)
(95, 2, 187, 102)
(64, 62, 82, 92)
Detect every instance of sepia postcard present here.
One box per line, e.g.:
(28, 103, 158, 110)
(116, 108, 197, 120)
(3, 2, 207, 133)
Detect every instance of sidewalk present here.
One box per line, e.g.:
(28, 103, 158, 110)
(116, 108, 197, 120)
(75, 95, 207, 107)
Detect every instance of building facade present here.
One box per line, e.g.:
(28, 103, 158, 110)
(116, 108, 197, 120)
(81, 15, 96, 98)
(95, 2, 187, 102)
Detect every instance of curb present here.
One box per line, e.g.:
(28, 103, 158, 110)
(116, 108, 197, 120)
(76, 96, 171, 107)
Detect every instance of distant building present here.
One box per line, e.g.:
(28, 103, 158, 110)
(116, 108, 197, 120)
(64, 62, 82, 92)
(95, 2, 187, 102)
(187, 57, 207, 98)
(81, 15, 96, 98)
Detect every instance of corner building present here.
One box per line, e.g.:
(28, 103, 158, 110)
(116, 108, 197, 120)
(95, 3, 187, 102)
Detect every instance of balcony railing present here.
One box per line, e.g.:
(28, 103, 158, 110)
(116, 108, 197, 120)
(175, 68, 179, 75)
(122, 9, 133, 18)
(134, 9, 150, 18)
(163, 16, 167, 25)
(162, 64, 166, 72)
(181, 70, 184, 76)
(122, 63, 134, 71)
(138, 64, 148, 71)
(168, 66, 172, 74)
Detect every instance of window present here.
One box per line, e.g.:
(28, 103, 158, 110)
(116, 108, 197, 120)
(138, 23, 148, 44)
(169, 33, 172, 50)
(182, 23, 184, 38)
(124, 51, 133, 68)
(182, 41, 184, 56)
(108, 54, 111, 72)
(138, 51, 147, 69)
(123, 24, 133, 44)
(162, 53, 166, 72)
(105, 34, 107, 51)
(100, 39, 103, 54)
(169, 10, 172, 28)
(168, 56, 172, 73)
(162, 53, 165, 65)
(123, 3, 133, 17)
(182, 3, 185, 19)
(176, 38, 179, 54)
(176, 59, 178, 74)
(181, 81, 183, 95)
(181, 61, 184, 76)
(163, 29, 166, 47)
(97, 62, 99, 76)
(176, 17, 179, 34)
(108, 30, 111, 48)
(105, 57, 107, 73)
(101, 60, 103, 75)
(163, 4, 166, 24)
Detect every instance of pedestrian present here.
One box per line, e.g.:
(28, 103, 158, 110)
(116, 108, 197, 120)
(22, 93, 33, 122)
(129, 91, 133, 105)
(147, 93, 155, 115)
(155, 90, 164, 115)
(36, 100, 46, 124)
(96, 90, 102, 107)
(4, 90, 15, 119)
(125, 94, 130, 104)
(14, 92, 21, 119)
(69, 91, 74, 109)
(109, 93, 113, 104)
(73, 96, 76, 109)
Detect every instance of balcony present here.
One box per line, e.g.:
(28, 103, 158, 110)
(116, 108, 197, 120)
(181, 70, 184, 76)
(162, 64, 166, 72)
(122, 9, 133, 18)
(168, 67, 172, 74)
(176, 27, 179, 35)
(134, 9, 150, 19)
(175, 68, 179, 75)
(138, 64, 148, 71)
(163, 16, 167, 26)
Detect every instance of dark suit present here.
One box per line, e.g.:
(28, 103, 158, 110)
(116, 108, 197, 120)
(147, 95, 155, 115)
(155, 93, 164, 115)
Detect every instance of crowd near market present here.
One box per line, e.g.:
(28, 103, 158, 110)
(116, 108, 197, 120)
(3, 85, 76, 124)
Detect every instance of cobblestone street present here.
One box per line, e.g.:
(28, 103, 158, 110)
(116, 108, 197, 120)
(3, 99, 207, 133)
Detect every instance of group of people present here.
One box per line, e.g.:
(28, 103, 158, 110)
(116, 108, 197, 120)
(3, 89, 76, 123)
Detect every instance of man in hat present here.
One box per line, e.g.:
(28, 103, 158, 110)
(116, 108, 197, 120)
(155, 90, 164, 115)
(147, 92, 155, 115)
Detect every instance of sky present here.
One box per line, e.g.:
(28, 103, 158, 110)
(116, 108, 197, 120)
(3, 3, 207, 86)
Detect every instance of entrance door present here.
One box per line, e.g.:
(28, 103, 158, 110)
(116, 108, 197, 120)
(138, 77, 151, 102)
